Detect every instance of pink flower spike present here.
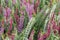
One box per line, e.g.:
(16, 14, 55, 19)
(4, 7, 11, 20)
(26, 3, 34, 19)
(9, 18, 13, 31)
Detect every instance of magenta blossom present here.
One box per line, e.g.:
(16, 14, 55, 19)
(14, 9, 24, 33)
(38, 22, 51, 40)
(25, 2, 34, 19)
(38, 30, 50, 40)
(3, 7, 11, 19)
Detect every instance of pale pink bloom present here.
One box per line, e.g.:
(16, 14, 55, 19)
(28, 29, 34, 40)
(26, 2, 34, 19)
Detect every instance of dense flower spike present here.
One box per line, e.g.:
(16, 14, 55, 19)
(17, 14, 24, 33)
(0, 0, 60, 40)
(12, 0, 16, 5)
(3, 7, 11, 20)
(20, 0, 34, 19)
(25, 3, 34, 19)
(9, 18, 13, 31)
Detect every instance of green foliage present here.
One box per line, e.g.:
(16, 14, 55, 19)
(24, 13, 29, 29)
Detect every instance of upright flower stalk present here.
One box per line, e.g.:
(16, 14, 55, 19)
(3, 6, 11, 21)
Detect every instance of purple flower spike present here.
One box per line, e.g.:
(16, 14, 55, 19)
(20, 0, 34, 20)
(26, 3, 34, 19)
(17, 15, 24, 33)
(6, 7, 11, 16)
(3, 7, 11, 19)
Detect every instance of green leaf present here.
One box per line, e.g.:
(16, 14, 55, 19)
(24, 13, 29, 29)
(33, 7, 50, 40)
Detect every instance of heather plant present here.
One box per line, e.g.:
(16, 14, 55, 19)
(0, 0, 60, 40)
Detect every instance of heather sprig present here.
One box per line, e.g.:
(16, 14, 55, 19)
(0, 0, 60, 40)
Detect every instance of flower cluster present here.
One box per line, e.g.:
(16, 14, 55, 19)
(0, 0, 60, 40)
